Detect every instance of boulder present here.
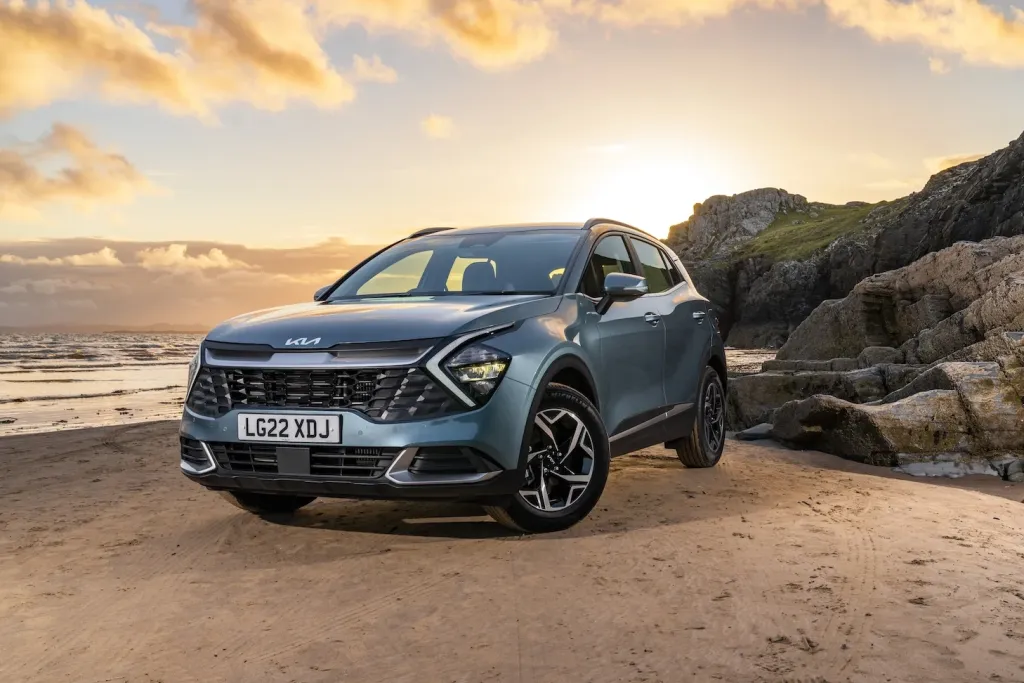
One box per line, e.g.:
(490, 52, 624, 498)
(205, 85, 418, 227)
(728, 367, 889, 430)
(770, 358, 1024, 466)
(770, 390, 971, 466)
(734, 423, 773, 441)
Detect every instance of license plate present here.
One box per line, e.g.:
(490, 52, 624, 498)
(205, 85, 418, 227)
(237, 414, 340, 444)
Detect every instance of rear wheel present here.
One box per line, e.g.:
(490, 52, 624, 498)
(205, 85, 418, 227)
(674, 365, 726, 468)
(485, 383, 609, 533)
(219, 491, 316, 516)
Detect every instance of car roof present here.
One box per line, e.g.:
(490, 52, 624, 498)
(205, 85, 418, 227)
(409, 219, 653, 239)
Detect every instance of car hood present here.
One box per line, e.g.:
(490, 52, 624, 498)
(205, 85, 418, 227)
(205, 295, 559, 348)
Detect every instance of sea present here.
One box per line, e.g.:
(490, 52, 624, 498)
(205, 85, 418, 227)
(0, 333, 775, 437)
(0, 333, 203, 436)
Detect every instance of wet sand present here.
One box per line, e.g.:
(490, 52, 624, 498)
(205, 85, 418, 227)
(1, 422, 1023, 682)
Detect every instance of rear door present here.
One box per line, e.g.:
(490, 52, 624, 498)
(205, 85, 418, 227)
(626, 237, 711, 437)
(577, 235, 667, 439)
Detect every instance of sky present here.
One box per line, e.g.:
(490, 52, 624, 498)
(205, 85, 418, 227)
(2, 0, 1024, 327)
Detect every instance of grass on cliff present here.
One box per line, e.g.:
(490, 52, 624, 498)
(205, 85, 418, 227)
(736, 203, 882, 262)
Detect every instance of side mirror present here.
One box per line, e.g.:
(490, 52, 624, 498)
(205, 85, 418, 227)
(314, 285, 330, 301)
(597, 273, 648, 314)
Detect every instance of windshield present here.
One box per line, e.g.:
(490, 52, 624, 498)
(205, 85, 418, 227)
(328, 230, 583, 299)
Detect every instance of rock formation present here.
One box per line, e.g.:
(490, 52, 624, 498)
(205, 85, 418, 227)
(666, 189, 808, 259)
(728, 236, 1024, 478)
(667, 131, 1024, 349)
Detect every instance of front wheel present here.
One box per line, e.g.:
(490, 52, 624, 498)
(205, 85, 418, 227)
(674, 365, 727, 468)
(485, 383, 609, 533)
(219, 491, 316, 516)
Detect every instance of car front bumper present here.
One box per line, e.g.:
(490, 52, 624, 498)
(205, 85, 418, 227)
(178, 374, 534, 502)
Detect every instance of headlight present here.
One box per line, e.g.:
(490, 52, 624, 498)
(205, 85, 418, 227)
(186, 347, 201, 393)
(444, 343, 510, 403)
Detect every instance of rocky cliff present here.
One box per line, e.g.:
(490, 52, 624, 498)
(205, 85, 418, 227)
(668, 130, 1024, 349)
(728, 235, 1024, 480)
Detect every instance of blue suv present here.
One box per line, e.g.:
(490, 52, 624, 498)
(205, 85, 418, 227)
(180, 219, 727, 532)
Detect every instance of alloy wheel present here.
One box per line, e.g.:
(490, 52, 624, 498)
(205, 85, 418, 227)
(703, 379, 725, 454)
(519, 408, 595, 512)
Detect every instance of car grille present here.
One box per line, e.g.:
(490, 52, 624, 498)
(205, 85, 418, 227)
(180, 436, 211, 470)
(206, 442, 400, 479)
(185, 366, 460, 421)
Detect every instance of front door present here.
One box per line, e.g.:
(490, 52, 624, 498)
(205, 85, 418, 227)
(577, 235, 667, 440)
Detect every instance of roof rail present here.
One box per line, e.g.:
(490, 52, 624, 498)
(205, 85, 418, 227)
(409, 227, 454, 238)
(582, 218, 641, 231)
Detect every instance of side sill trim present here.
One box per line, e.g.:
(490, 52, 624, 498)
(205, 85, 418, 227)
(609, 402, 693, 443)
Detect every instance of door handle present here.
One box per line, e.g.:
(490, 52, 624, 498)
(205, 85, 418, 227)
(692, 311, 707, 323)
(644, 313, 661, 326)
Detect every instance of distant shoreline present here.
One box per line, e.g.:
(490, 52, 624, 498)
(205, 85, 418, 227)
(0, 327, 208, 335)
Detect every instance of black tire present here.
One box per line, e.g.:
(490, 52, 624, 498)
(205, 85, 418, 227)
(674, 366, 727, 468)
(484, 383, 609, 533)
(219, 491, 316, 516)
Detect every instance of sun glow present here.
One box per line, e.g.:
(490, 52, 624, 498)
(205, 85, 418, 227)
(567, 152, 731, 239)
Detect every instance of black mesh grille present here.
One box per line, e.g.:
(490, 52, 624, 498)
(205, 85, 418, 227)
(206, 442, 399, 479)
(186, 366, 460, 421)
(180, 436, 211, 469)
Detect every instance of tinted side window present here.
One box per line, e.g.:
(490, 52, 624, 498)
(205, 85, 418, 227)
(629, 238, 674, 294)
(580, 236, 635, 298)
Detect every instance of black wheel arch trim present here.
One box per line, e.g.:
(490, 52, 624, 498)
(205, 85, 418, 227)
(513, 354, 601, 474)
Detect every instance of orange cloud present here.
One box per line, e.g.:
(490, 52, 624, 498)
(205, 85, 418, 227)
(135, 245, 252, 272)
(561, 0, 1024, 70)
(422, 114, 455, 138)
(0, 0, 353, 117)
(924, 152, 986, 174)
(0, 247, 123, 267)
(314, 0, 555, 69)
(0, 124, 150, 219)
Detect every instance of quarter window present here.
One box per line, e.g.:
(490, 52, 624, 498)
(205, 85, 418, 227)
(629, 238, 675, 294)
(580, 236, 636, 298)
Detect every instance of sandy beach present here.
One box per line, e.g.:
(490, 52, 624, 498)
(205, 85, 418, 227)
(2, 421, 1023, 682)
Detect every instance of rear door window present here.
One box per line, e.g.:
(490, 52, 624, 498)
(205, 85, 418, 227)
(580, 236, 636, 298)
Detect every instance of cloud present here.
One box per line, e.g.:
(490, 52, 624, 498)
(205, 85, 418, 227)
(924, 152, 986, 174)
(5, 0, 1024, 121)
(0, 0, 354, 117)
(135, 244, 252, 272)
(315, 0, 555, 70)
(0, 246, 123, 267)
(823, 0, 1024, 69)
(422, 114, 455, 139)
(0, 278, 110, 295)
(564, 0, 1024, 70)
(929, 56, 950, 74)
(0, 237, 383, 328)
(352, 54, 398, 83)
(0, 124, 151, 219)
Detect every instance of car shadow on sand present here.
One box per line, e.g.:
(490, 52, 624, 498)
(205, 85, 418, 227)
(266, 500, 521, 539)
(252, 445, 817, 540)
